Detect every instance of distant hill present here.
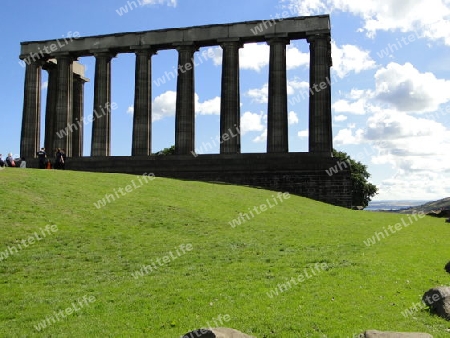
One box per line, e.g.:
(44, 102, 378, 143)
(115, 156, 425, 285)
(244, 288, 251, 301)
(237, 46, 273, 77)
(392, 197, 450, 214)
(366, 200, 429, 211)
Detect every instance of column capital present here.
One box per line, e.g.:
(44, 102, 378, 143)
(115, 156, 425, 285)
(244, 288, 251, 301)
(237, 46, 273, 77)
(52, 52, 76, 60)
(266, 34, 290, 45)
(307, 34, 332, 67)
(130, 45, 157, 55)
(91, 49, 117, 59)
(42, 59, 57, 69)
(218, 38, 243, 49)
(173, 42, 199, 52)
(20, 57, 46, 67)
(306, 33, 331, 43)
(73, 73, 89, 83)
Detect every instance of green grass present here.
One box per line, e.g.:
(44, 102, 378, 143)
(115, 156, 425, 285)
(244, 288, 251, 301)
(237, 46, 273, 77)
(0, 168, 449, 337)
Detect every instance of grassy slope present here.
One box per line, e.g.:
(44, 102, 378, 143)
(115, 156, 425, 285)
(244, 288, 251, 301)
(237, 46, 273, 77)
(0, 168, 449, 338)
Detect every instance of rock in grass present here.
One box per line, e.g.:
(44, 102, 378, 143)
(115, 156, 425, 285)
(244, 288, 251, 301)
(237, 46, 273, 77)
(181, 327, 255, 338)
(422, 287, 450, 320)
(445, 261, 450, 274)
(364, 330, 433, 337)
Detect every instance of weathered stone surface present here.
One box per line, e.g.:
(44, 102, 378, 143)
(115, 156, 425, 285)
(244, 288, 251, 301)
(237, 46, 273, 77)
(364, 330, 433, 337)
(422, 287, 450, 320)
(25, 152, 353, 208)
(182, 327, 255, 338)
(20, 16, 330, 57)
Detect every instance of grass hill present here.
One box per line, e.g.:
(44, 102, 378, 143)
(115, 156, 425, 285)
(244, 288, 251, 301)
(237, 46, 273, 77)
(0, 168, 449, 337)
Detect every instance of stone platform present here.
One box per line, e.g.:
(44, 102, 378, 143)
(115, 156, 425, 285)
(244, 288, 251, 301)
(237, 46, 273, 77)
(26, 152, 352, 208)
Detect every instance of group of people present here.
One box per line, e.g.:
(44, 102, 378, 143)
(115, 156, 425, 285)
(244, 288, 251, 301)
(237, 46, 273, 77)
(0, 148, 67, 170)
(0, 153, 26, 168)
(36, 148, 66, 170)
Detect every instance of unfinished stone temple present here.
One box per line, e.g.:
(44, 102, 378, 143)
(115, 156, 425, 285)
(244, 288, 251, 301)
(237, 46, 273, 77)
(19, 15, 352, 207)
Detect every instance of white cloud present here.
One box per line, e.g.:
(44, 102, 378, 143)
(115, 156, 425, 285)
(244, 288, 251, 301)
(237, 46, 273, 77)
(152, 91, 221, 120)
(127, 106, 134, 115)
(41, 81, 48, 90)
(247, 83, 268, 103)
(334, 128, 364, 145)
(208, 47, 223, 66)
(333, 89, 371, 115)
(282, 0, 450, 45)
(287, 79, 309, 95)
(253, 129, 267, 143)
(152, 90, 176, 121)
(333, 98, 368, 115)
(196, 95, 220, 115)
(298, 129, 308, 138)
(141, 0, 177, 7)
(334, 114, 347, 122)
(281, 0, 329, 16)
(376, 169, 450, 201)
(365, 110, 450, 199)
(239, 43, 270, 71)
(240, 111, 266, 135)
(366, 110, 448, 145)
(286, 45, 309, 70)
(289, 111, 299, 124)
(331, 41, 376, 78)
(374, 62, 450, 113)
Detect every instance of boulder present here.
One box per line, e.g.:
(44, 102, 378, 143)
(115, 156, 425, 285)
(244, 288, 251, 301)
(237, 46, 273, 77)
(364, 330, 433, 337)
(422, 287, 450, 320)
(182, 328, 255, 338)
(445, 261, 450, 274)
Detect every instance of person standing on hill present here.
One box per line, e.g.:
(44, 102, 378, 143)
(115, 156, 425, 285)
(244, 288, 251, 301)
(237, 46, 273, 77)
(0, 154, 5, 168)
(36, 148, 46, 169)
(55, 148, 64, 170)
(61, 149, 66, 170)
(5, 153, 15, 167)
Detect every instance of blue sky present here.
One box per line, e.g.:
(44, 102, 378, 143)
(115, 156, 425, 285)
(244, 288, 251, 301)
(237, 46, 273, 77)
(1, 0, 450, 201)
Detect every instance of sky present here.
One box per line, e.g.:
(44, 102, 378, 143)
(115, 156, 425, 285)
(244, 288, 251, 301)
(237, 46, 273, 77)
(1, 0, 449, 201)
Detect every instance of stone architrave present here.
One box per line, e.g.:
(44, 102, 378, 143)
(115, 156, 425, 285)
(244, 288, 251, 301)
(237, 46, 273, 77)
(20, 60, 42, 158)
(307, 34, 332, 155)
(175, 43, 197, 155)
(267, 36, 289, 153)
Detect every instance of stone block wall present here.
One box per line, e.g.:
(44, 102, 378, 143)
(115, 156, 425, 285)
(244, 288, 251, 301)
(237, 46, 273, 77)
(25, 153, 352, 208)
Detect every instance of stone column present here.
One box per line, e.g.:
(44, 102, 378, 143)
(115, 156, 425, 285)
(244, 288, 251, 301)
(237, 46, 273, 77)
(132, 47, 154, 156)
(53, 53, 73, 155)
(175, 43, 197, 155)
(307, 34, 332, 155)
(267, 37, 289, 153)
(219, 39, 242, 154)
(72, 74, 87, 157)
(20, 60, 42, 158)
(43, 61, 58, 156)
(91, 51, 114, 156)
